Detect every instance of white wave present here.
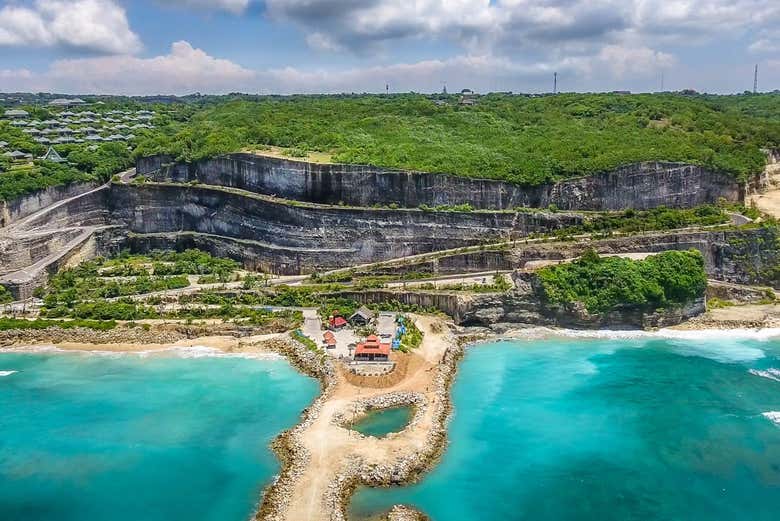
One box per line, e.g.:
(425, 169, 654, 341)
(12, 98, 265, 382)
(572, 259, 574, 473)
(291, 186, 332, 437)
(0, 370, 17, 377)
(486, 327, 778, 363)
(762, 412, 780, 425)
(749, 369, 780, 382)
(493, 326, 780, 342)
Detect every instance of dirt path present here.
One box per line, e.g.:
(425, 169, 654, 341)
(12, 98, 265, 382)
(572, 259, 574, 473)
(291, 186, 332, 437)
(278, 315, 452, 521)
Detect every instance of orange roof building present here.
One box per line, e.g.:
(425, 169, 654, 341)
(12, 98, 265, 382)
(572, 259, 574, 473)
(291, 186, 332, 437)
(354, 334, 391, 362)
(323, 331, 337, 348)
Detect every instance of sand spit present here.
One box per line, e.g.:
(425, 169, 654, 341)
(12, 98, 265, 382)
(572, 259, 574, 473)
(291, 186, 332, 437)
(256, 315, 461, 521)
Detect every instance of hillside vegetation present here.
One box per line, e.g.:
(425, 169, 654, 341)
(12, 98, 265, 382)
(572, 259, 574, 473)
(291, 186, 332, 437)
(135, 93, 780, 185)
(537, 249, 708, 313)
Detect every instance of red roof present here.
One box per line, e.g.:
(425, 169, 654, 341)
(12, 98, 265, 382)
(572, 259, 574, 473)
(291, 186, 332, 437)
(329, 316, 347, 327)
(354, 337, 391, 357)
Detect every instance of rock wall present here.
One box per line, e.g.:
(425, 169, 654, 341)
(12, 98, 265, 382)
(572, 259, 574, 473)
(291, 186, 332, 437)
(0, 181, 100, 228)
(107, 183, 580, 273)
(138, 154, 741, 211)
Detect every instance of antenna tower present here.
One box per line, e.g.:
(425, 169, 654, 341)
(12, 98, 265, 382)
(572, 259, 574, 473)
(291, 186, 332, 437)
(754, 64, 759, 94)
(553, 72, 557, 94)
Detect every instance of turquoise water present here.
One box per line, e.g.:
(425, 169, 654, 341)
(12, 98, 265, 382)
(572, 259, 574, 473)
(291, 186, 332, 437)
(351, 333, 780, 521)
(351, 406, 413, 438)
(0, 350, 318, 521)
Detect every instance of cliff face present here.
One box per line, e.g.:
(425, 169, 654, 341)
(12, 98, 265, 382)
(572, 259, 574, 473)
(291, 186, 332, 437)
(107, 183, 580, 273)
(138, 154, 742, 211)
(0, 181, 101, 228)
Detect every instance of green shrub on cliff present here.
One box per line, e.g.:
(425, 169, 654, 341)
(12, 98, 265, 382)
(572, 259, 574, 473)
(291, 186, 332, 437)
(537, 249, 707, 313)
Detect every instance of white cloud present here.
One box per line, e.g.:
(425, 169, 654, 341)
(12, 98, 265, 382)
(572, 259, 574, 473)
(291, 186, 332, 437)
(0, 0, 141, 54)
(0, 39, 681, 96)
(596, 45, 676, 77)
(2, 41, 255, 95)
(157, 0, 250, 14)
(265, 0, 780, 57)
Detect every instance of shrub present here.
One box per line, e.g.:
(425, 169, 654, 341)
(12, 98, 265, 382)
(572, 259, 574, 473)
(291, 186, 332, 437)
(537, 249, 707, 314)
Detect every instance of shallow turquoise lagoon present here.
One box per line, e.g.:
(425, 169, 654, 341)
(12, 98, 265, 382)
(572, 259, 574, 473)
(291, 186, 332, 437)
(351, 406, 413, 438)
(0, 350, 318, 521)
(351, 333, 780, 521)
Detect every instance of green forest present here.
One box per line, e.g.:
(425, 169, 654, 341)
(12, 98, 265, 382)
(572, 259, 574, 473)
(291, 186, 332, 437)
(537, 249, 708, 313)
(3, 92, 779, 201)
(134, 92, 780, 185)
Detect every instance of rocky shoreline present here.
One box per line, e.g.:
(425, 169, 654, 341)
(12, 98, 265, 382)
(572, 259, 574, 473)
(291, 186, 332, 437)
(254, 336, 337, 520)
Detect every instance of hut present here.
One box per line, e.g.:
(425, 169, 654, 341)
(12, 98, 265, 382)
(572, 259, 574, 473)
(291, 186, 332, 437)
(329, 312, 348, 330)
(349, 306, 376, 326)
(323, 331, 337, 349)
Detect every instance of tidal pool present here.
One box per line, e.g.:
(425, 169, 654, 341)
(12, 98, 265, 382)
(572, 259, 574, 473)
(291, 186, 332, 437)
(351, 406, 414, 438)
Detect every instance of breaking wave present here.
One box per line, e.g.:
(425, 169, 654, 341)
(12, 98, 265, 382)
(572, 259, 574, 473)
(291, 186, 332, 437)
(749, 368, 780, 382)
(762, 412, 780, 425)
(497, 327, 780, 342)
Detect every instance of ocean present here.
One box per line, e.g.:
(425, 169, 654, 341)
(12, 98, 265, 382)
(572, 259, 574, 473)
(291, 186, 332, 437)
(0, 348, 318, 521)
(351, 331, 780, 521)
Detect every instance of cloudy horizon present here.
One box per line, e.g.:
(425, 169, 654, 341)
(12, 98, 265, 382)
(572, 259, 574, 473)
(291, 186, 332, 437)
(1, 0, 779, 96)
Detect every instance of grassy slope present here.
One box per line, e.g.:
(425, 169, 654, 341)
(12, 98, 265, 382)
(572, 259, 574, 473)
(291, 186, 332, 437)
(134, 93, 780, 185)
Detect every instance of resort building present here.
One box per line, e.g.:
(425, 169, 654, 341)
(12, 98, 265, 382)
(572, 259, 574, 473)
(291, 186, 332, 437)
(4, 109, 29, 119)
(49, 98, 85, 107)
(41, 146, 66, 163)
(3, 150, 32, 160)
(0, 141, 8, 148)
(353, 335, 391, 362)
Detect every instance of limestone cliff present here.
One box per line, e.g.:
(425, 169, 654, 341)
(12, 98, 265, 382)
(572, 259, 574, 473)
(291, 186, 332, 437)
(138, 154, 742, 211)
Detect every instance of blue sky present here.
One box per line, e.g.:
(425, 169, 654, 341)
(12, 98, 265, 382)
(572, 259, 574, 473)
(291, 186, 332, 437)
(1, 0, 779, 95)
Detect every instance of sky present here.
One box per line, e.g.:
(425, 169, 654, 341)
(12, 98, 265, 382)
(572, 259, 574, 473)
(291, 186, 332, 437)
(0, 0, 779, 95)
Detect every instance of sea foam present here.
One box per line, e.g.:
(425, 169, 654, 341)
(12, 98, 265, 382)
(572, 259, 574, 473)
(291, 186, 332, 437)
(749, 368, 780, 382)
(497, 326, 780, 342)
(762, 412, 780, 425)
